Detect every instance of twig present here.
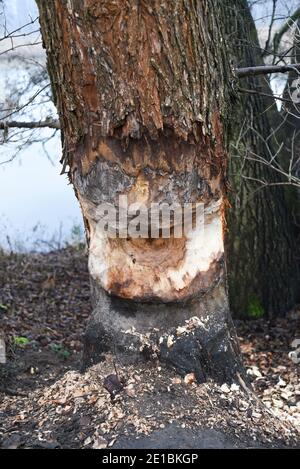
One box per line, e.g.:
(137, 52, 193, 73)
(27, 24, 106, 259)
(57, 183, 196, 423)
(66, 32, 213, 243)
(238, 87, 296, 104)
(273, 7, 300, 57)
(0, 120, 60, 130)
(236, 63, 300, 78)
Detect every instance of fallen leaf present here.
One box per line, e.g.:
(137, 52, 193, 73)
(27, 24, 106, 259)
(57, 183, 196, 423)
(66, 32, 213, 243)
(92, 436, 107, 449)
(167, 335, 175, 348)
(184, 373, 196, 385)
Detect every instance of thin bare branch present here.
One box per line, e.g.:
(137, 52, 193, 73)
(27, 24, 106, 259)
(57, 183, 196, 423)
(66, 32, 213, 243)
(0, 120, 60, 130)
(236, 63, 300, 78)
(238, 87, 296, 104)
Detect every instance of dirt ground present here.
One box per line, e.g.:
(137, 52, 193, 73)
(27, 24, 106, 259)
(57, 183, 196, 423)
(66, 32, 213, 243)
(0, 247, 299, 449)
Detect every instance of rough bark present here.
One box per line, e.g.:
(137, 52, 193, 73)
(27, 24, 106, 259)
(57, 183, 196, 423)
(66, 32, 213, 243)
(224, 0, 299, 318)
(281, 18, 300, 235)
(37, 0, 244, 382)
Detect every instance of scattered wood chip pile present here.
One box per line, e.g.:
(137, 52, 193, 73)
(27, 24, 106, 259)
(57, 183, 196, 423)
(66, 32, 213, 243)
(0, 248, 299, 448)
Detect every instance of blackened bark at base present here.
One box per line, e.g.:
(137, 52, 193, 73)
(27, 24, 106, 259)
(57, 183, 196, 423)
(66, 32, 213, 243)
(82, 275, 245, 385)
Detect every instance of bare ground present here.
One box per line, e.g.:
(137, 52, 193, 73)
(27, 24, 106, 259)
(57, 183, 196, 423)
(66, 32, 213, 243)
(0, 247, 299, 449)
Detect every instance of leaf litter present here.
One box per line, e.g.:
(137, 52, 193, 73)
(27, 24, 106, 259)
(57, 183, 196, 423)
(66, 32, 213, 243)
(0, 247, 299, 448)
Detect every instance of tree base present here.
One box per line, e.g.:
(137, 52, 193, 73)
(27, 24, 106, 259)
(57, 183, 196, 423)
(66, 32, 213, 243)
(82, 278, 245, 384)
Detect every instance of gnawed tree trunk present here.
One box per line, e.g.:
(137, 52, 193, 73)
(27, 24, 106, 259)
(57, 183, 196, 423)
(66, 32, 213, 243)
(37, 0, 245, 383)
(225, 0, 299, 318)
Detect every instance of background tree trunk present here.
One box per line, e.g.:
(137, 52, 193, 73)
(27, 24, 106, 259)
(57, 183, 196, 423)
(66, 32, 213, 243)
(280, 18, 300, 246)
(224, 0, 300, 318)
(36, 0, 247, 382)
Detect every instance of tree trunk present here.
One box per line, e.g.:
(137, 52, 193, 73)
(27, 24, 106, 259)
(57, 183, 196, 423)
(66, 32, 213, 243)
(281, 18, 300, 241)
(36, 0, 245, 383)
(225, 0, 299, 318)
